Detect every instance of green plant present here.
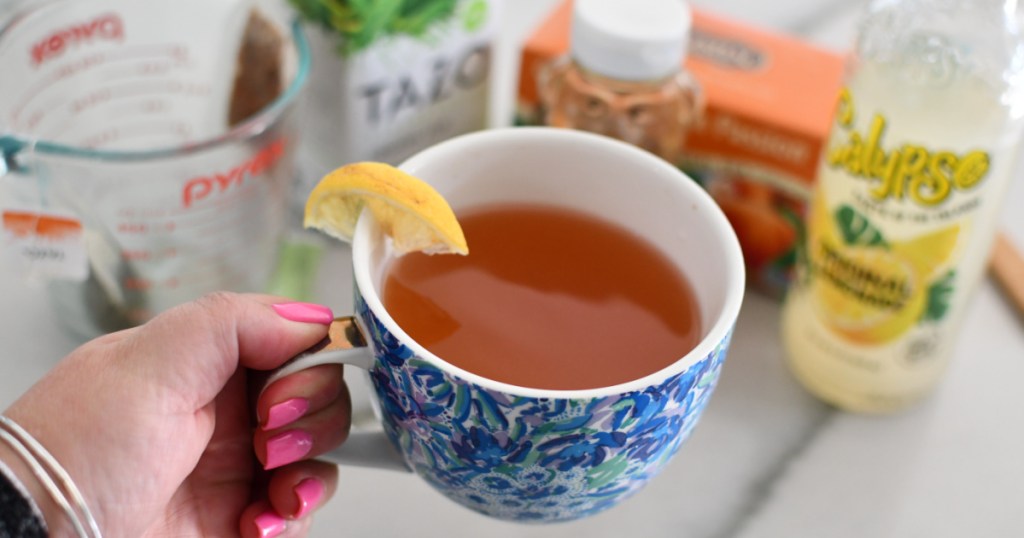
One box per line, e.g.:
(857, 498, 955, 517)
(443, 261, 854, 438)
(290, 0, 460, 55)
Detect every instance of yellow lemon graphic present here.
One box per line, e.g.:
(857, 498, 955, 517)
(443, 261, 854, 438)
(811, 245, 928, 344)
(890, 222, 961, 276)
(806, 192, 961, 345)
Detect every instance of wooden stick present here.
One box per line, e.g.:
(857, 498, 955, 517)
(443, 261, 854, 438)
(990, 230, 1024, 320)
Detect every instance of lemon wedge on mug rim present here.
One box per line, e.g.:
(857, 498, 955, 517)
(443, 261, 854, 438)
(303, 161, 468, 256)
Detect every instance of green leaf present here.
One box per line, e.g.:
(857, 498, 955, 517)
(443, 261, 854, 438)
(922, 269, 956, 322)
(461, 0, 487, 31)
(394, 0, 458, 37)
(774, 204, 804, 268)
(348, 0, 402, 51)
(290, 0, 463, 56)
(836, 205, 887, 247)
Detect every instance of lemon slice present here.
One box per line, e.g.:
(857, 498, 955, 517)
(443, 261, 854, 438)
(304, 162, 468, 256)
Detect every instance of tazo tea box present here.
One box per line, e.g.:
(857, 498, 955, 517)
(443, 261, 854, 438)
(294, 0, 498, 196)
(517, 1, 843, 297)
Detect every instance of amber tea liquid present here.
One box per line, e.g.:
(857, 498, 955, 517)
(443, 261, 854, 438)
(382, 204, 701, 390)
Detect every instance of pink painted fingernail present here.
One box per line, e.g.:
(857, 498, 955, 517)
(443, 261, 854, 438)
(263, 398, 310, 431)
(264, 430, 313, 470)
(253, 509, 286, 538)
(271, 302, 333, 325)
(293, 478, 324, 519)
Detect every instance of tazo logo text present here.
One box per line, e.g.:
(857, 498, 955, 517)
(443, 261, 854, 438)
(32, 13, 124, 67)
(182, 139, 286, 208)
(360, 43, 490, 125)
(826, 88, 990, 206)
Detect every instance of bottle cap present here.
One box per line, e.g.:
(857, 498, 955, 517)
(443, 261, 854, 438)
(571, 0, 691, 81)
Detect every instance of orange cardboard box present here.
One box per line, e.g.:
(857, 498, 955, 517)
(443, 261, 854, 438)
(516, 1, 845, 297)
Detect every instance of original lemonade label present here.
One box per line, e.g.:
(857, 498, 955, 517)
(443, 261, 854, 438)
(804, 88, 979, 346)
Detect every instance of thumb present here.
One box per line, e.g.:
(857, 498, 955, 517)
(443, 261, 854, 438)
(117, 292, 333, 405)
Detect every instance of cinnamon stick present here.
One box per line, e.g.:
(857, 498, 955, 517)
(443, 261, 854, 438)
(990, 230, 1024, 320)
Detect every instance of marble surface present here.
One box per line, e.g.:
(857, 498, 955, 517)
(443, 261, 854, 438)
(2, 0, 1024, 536)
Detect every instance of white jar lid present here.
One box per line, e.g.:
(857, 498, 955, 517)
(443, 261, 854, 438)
(571, 0, 691, 81)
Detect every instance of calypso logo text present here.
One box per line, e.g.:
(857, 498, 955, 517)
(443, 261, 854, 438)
(826, 88, 990, 206)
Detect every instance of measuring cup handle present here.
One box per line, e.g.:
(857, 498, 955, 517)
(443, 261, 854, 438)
(0, 135, 26, 175)
(264, 316, 409, 472)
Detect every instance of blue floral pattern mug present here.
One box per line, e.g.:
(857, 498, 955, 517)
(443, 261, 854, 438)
(270, 127, 745, 523)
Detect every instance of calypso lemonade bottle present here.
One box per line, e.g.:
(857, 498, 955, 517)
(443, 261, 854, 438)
(781, 0, 1024, 413)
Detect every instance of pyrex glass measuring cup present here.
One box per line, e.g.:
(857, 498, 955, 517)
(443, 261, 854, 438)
(0, 0, 310, 338)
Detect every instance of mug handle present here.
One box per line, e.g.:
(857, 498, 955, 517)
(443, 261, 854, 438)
(264, 317, 410, 473)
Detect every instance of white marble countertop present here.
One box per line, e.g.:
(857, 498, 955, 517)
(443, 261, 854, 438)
(2, 0, 1024, 536)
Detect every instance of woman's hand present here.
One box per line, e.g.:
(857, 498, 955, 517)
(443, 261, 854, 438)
(2, 292, 351, 537)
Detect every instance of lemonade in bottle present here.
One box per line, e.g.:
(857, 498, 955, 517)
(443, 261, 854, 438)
(781, 0, 1024, 413)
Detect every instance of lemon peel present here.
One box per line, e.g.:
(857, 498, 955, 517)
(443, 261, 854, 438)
(304, 162, 468, 256)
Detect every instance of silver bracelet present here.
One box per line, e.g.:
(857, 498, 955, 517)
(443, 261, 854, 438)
(0, 415, 101, 538)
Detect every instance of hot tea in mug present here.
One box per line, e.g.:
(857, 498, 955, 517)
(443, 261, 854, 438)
(383, 203, 702, 390)
(266, 127, 745, 523)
